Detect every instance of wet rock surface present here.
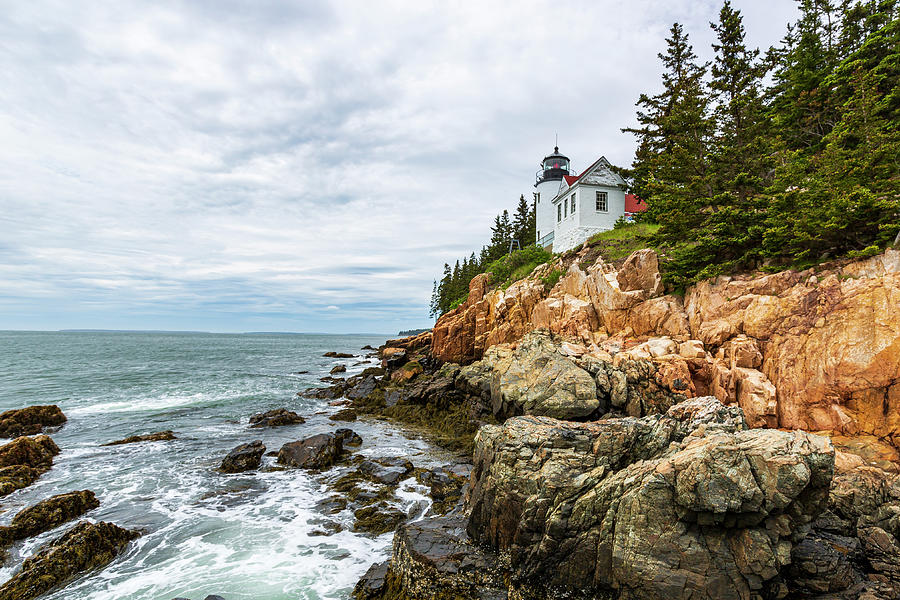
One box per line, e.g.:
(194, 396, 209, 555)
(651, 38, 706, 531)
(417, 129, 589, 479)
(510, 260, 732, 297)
(352, 516, 507, 600)
(219, 440, 265, 473)
(0, 405, 66, 438)
(335, 428, 362, 447)
(0, 435, 60, 497)
(248, 408, 305, 428)
(3, 490, 100, 545)
(102, 430, 176, 445)
(277, 433, 342, 469)
(0, 520, 140, 600)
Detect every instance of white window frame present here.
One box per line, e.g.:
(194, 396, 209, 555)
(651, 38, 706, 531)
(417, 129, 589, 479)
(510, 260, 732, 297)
(564, 200, 567, 218)
(557, 204, 562, 222)
(595, 191, 608, 212)
(570, 194, 576, 216)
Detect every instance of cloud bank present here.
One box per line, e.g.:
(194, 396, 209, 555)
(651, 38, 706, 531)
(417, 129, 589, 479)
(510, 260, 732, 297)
(0, 0, 797, 333)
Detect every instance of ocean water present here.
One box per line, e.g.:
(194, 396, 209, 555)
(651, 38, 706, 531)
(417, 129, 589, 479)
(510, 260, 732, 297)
(0, 331, 448, 600)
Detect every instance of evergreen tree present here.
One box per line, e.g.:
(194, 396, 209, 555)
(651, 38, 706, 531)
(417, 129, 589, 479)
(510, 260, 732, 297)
(623, 22, 713, 240)
(512, 195, 535, 245)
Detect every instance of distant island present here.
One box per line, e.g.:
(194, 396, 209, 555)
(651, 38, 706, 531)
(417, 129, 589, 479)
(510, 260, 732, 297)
(398, 328, 431, 336)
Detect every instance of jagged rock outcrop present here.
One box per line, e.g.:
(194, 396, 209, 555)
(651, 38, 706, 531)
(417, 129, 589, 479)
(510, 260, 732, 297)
(465, 397, 834, 600)
(456, 330, 695, 421)
(432, 248, 900, 446)
(0, 405, 66, 438)
(0, 520, 140, 600)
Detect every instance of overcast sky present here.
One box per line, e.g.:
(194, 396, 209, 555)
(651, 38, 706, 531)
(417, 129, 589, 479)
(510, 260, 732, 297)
(0, 0, 798, 334)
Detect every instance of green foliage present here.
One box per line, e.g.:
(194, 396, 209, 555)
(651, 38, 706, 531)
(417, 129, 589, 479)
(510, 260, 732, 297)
(626, 1, 899, 288)
(584, 223, 662, 262)
(484, 245, 553, 288)
(430, 197, 539, 317)
(540, 268, 564, 291)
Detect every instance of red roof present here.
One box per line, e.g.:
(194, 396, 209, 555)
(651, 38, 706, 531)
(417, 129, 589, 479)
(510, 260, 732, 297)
(563, 175, 579, 186)
(625, 193, 646, 213)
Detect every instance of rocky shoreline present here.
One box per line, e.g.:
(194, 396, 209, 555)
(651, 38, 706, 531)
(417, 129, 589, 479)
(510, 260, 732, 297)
(328, 248, 900, 600)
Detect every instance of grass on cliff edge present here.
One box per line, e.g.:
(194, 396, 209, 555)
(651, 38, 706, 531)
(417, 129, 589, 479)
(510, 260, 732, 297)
(583, 222, 661, 262)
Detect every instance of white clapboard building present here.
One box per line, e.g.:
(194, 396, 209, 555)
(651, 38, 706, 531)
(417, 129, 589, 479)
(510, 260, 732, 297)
(533, 146, 644, 253)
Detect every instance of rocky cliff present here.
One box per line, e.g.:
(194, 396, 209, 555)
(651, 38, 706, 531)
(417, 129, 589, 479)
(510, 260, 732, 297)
(432, 248, 900, 447)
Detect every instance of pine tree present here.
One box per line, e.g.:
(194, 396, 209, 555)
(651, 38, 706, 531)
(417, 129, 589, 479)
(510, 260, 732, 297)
(623, 22, 713, 240)
(512, 195, 534, 245)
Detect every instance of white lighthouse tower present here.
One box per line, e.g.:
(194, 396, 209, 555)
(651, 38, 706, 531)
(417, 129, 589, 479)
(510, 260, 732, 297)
(534, 145, 569, 249)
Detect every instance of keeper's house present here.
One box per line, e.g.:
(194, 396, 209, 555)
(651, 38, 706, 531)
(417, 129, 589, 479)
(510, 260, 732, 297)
(533, 146, 646, 253)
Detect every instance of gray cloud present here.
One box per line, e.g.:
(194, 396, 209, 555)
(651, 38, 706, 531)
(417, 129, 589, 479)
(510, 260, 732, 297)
(0, 0, 798, 333)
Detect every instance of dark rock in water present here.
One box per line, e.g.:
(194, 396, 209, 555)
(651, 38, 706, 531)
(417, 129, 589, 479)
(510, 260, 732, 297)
(248, 408, 305, 428)
(0, 465, 41, 498)
(3, 490, 100, 545)
(277, 434, 342, 470)
(416, 466, 467, 515)
(346, 375, 378, 400)
(0, 435, 59, 470)
(353, 516, 506, 599)
(335, 428, 362, 447)
(293, 370, 309, 374)
(102, 431, 176, 446)
(315, 495, 348, 515)
(300, 384, 347, 400)
(353, 560, 389, 599)
(0, 406, 66, 438)
(329, 408, 357, 422)
(324, 352, 355, 358)
(353, 503, 406, 535)
(361, 345, 376, 351)
(219, 440, 266, 473)
(330, 364, 347, 375)
(358, 458, 413, 486)
(0, 520, 140, 600)
(204, 596, 227, 600)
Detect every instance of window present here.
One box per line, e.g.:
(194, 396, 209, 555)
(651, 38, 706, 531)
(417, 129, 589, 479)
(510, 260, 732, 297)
(564, 200, 567, 218)
(557, 204, 562, 222)
(596, 191, 608, 212)
(570, 194, 576, 215)
(534, 192, 540, 204)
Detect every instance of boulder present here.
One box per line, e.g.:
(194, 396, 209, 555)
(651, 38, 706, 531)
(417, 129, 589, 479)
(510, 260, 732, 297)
(346, 375, 378, 400)
(248, 408, 305, 428)
(277, 434, 342, 470)
(358, 457, 413, 485)
(352, 503, 407, 535)
(329, 408, 357, 422)
(0, 435, 59, 470)
(324, 352, 354, 358)
(355, 516, 506, 599)
(0, 465, 41, 497)
(0, 521, 140, 600)
(102, 431, 176, 445)
(616, 248, 664, 296)
(335, 428, 362, 447)
(0, 405, 66, 438)
(1, 490, 99, 549)
(478, 330, 599, 420)
(219, 441, 265, 473)
(466, 397, 834, 600)
(381, 348, 408, 369)
(330, 364, 347, 375)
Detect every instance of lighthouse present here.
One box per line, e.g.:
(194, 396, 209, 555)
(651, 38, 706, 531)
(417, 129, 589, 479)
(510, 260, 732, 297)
(534, 146, 569, 249)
